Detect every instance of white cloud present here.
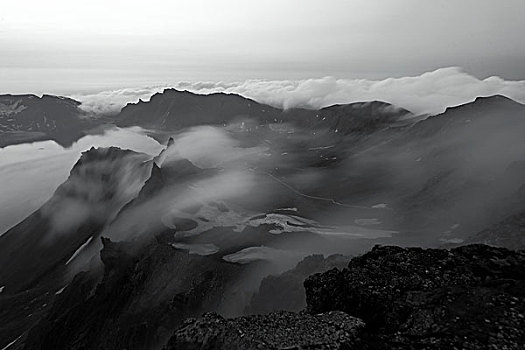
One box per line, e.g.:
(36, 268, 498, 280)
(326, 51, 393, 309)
(72, 86, 168, 116)
(160, 126, 267, 168)
(73, 67, 525, 116)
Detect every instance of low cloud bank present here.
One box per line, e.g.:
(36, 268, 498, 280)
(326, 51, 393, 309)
(73, 67, 525, 116)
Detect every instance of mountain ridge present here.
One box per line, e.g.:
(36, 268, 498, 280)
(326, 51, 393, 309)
(0, 94, 94, 147)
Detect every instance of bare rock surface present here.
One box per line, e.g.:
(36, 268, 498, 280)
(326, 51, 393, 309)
(165, 310, 365, 350)
(305, 244, 525, 349)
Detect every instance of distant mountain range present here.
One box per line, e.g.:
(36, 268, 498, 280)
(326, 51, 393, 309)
(3, 89, 522, 148)
(1, 89, 414, 147)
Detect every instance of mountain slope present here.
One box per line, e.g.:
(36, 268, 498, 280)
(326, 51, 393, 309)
(322, 95, 525, 240)
(0, 147, 152, 293)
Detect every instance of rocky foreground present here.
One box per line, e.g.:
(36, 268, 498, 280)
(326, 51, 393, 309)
(169, 244, 525, 349)
(166, 311, 364, 349)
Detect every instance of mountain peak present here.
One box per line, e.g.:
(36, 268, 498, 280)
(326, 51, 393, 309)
(473, 94, 514, 103)
(117, 88, 280, 129)
(322, 100, 413, 116)
(41, 94, 81, 106)
(0, 93, 81, 106)
(445, 94, 524, 114)
(75, 146, 137, 166)
(142, 88, 252, 105)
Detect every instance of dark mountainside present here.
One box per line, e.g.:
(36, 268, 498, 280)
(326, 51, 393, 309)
(116, 89, 413, 136)
(408, 95, 525, 138)
(0, 147, 151, 293)
(0, 94, 99, 147)
(22, 238, 247, 350)
(116, 89, 282, 130)
(352, 95, 525, 240)
(0, 147, 153, 347)
(1, 91, 525, 349)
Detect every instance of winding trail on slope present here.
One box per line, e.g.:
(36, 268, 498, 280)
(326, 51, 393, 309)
(248, 167, 373, 210)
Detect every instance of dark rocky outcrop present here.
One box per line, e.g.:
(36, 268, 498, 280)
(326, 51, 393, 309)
(165, 311, 364, 350)
(305, 244, 525, 349)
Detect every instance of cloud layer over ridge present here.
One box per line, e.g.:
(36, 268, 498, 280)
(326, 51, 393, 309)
(73, 67, 525, 116)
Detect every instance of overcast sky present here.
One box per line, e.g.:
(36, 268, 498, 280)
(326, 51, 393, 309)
(1, 0, 525, 94)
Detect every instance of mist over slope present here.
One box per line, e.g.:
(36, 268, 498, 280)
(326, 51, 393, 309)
(0, 147, 152, 292)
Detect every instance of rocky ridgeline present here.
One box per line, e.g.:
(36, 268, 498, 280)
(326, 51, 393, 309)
(169, 244, 525, 349)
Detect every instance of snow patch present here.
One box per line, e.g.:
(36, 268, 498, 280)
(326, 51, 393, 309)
(247, 213, 395, 238)
(371, 203, 388, 209)
(171, 243, 220, 256)
(0, 101, 27, 116)
(170, 204, 248, 238)
(247, 213, 319, 234)
(55, 285, 67, 295)
(354, 218, 382, 226)
(439, 238, 464, 244)
(308, 145, 335, 151)
(1, 334, 23, 350)
(222, 246, 300, 264)
(274, 207, 298, 212)
(65, 236, 94, 265)
(443, 223, 460, 234)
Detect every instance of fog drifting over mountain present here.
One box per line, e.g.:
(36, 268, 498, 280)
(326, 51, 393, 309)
(73, 67, 525, 116)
